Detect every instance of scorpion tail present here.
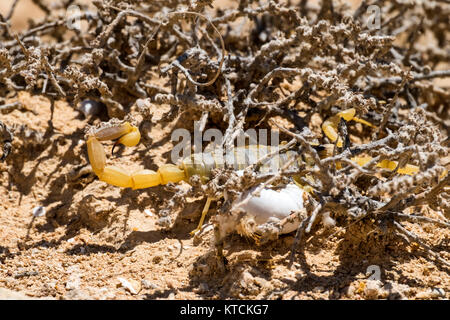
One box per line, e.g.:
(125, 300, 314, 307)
(87, 123, 186, 189)
(132, 164, 186, 189)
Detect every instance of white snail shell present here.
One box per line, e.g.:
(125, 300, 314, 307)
(233, 183, 305, 235)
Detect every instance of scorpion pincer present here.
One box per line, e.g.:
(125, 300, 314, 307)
(85, 109, 421, 238)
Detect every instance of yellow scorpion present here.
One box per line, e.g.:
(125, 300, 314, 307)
(86, 108, 420, 235)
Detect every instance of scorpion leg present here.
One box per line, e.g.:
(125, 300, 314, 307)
(190, 197, 213, 236)
(87, 122, 186, 189)
(322, 108, 419, 175)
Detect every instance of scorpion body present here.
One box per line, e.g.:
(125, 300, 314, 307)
(87, 125, 304, 190)
(85, 108, 422, 235)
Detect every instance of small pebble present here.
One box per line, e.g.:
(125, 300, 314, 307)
(259, 31, 268, 42)
(364, 280, 382, 299)
(141, 280, 159, 290)
(79, 100, 101, 118)
(136, 98, 150, 109)
(416, 290, 431, 299)
(117, 278, 139, 295)
(430, 288, 445, 298)
(322, 212, 336, 228)
(32, 206, 46, 217)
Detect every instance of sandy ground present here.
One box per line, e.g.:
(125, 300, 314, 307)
(0, 0, 449, 300)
